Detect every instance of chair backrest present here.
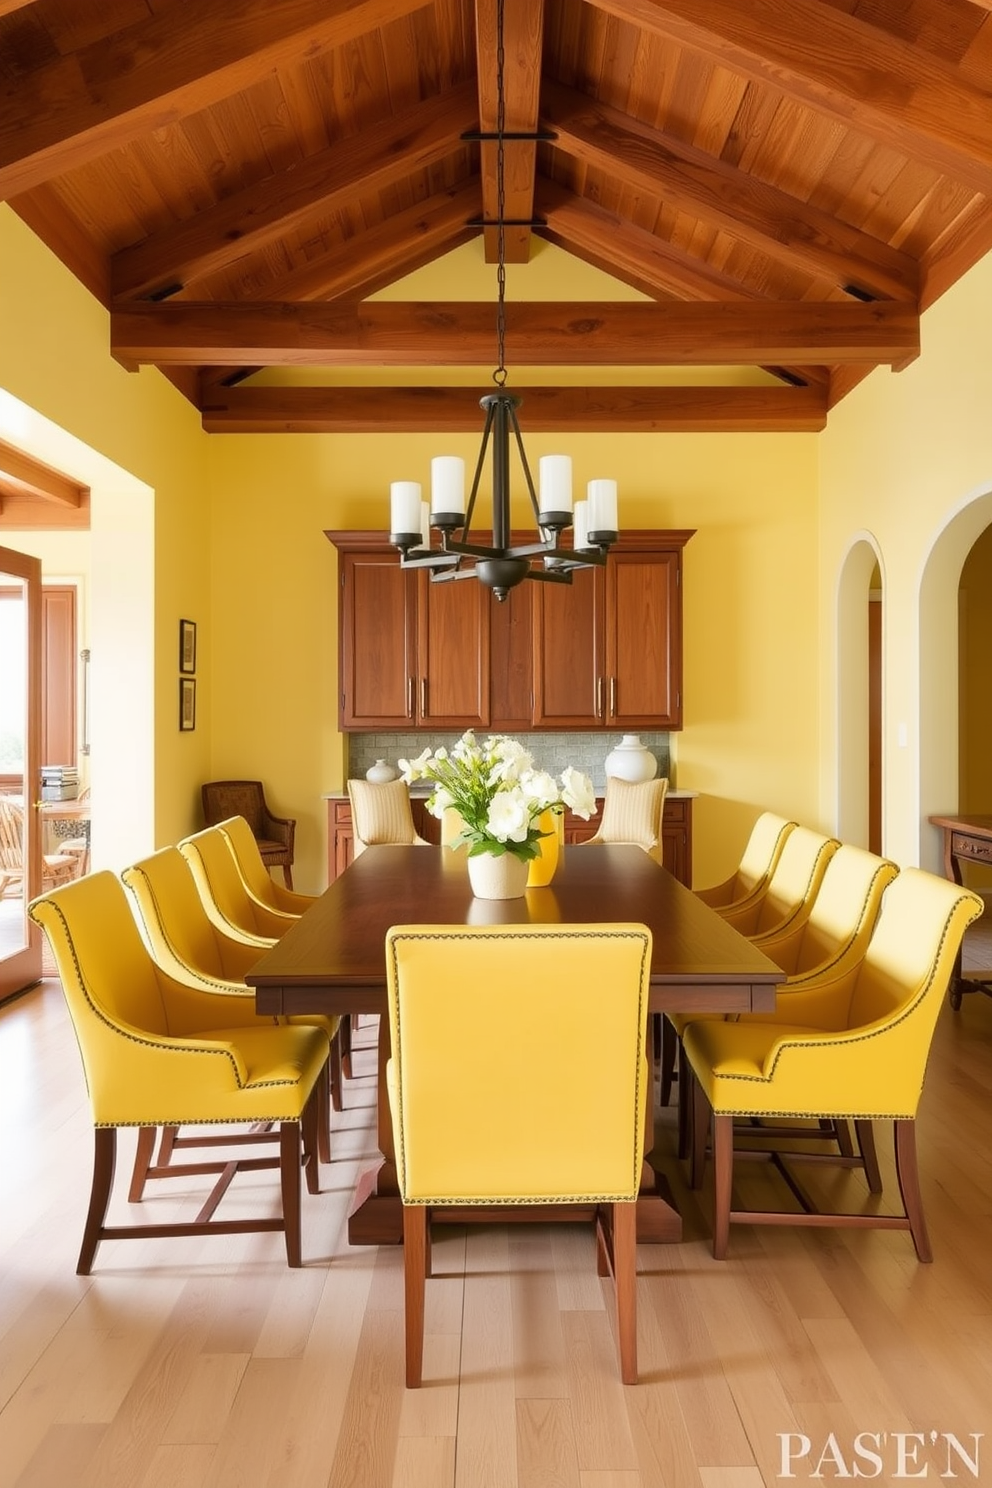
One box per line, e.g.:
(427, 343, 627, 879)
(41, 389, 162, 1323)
(28, 873, 173, 1112)
(216, 813, 313, 912)
(786, 845, 899, 977)
(0, 796, 22, 874)
(735, 812, 796, 898)
(202, 780, 266, 833)
(348, 778, 419, 855)
(586, 777, 668, 854)
(122, 846, 260, 984)
(750, 827, 840, 936)
(848, 868, 983, 1037)
(385, 922, 652, 1203)
(178, 826, 279, 943)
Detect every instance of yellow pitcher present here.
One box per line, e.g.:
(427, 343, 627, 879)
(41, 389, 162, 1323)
(527, 806, 564, 888)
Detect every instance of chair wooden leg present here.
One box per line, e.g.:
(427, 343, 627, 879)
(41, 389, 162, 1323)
(279, 1121, 303, 1267)
(677, 1042, 692, 1161)
(403, 1206, 427, 1387)
(712, 1112, 734, 1260)
(78, 1127, 117, 1276)
(315, 1059, 332, 1162)
(329, 1026, 343, 1114)
(690, 1071, 709, 1190)
(340, 1014, 354, 1080)
(282, 865, 293, 889)
(894, 1119, 932, 1262)
(855, 1118, 883, 1194)
(128, 1125, 157, 1202)
(659, 1016, 677, 1108)
(302, 1086, 321, 1196)
(612, 1201, 638, 1384)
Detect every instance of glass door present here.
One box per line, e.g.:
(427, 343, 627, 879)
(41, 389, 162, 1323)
(0, 545, 43, 999)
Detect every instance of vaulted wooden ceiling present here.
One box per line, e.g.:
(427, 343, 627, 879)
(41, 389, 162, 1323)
(2, 0, 992, 438)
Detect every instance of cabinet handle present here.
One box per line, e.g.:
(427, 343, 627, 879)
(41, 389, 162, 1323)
(421, 677, 427, 716)
(597, 677, 604, 719)
(609, 677, 617, 717)
(408, 677, 414, 717)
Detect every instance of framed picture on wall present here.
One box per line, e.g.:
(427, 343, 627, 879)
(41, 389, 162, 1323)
(179, 677, 196, 731)
(179, 618, 197, 674)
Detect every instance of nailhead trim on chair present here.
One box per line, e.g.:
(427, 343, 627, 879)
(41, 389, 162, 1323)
(386, 926, 651, 1205)
(29, 898, 299, 1094)
(767, 861, 896, 986)
(123, 866, 263, 998)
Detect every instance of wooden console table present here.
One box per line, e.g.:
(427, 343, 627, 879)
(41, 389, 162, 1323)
(928, 814, 992, 1009)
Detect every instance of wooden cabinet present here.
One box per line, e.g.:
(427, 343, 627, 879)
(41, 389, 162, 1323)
(329, 529, 692, 732)
(533, 536, 686, 729)
(327, 794, 692, 887)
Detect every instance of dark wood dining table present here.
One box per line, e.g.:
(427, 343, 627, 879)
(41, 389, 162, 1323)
(247, 843, 783, 1245)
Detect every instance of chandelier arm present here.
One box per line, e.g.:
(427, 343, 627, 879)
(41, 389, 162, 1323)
(507, 402, 543, 527)
(462, 397, 497, 537)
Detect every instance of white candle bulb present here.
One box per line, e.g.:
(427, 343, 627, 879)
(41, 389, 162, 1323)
(419, 500, 431, 550)
(573, 499, 590, 551)
(431, 455, 465, 515)
(587, 478, 618, 533)
(539, 454, 573, 513)
(390, 481, 422, 534)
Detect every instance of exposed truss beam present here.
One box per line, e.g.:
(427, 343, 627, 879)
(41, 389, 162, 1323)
(0, 440, 86, 507)
(541, 82, 918, 302)
(474, 0, 544, 263)
(111, 298, 919, 368)
(585, 0, 992, 195)
(112, 85, 477, 300)
(0, 0, 431, 200)
(200, 383, 827, 433)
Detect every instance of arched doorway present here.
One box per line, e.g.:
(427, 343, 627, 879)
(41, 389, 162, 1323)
(836, 536, 883, 850)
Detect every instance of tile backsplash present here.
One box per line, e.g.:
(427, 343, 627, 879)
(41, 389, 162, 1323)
(348, 731, 671, 793)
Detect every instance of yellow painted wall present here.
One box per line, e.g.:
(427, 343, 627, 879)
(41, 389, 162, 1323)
(0, 206, 211, 849)
(819, 250, 992, 871)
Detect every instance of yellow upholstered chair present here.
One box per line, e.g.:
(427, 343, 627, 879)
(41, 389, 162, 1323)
(580, 776, 668, 863)
(217, 814, 317, 915)
(347, 778, 430, 856)
(716, 826, 841, 940)
(28, 872, 328, 1273)
(663, 844, 900, 1154)
(695, 812, 797, 911)
(122, 845, 341, 1140)
(385, 922, 652, 1386)
(179, 825, 297, 943)
(682, 868, 983, 1260)
(201, 780, 296, 888)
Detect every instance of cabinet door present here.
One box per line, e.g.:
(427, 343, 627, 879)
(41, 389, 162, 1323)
(417, 573, 490, 727)
(606, 550, 682, 729)
(490, 583, 534, 731)
(532, 565, 605, 727)
(338, 551, 416, 729)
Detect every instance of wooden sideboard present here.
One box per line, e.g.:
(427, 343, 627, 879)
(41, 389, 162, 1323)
(928, 813, 992, 1009)
(327, 792, 693, 887)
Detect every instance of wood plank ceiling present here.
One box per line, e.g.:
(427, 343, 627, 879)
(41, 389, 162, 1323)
(2, 0, 992, 438)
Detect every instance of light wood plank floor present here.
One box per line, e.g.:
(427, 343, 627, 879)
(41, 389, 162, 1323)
(2, 976, 992, 1488)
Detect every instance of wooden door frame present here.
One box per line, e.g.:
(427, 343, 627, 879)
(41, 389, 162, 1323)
(0, 544, 44, 999)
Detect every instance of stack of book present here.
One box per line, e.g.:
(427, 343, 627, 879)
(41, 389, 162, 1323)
(41, 765, 79, 801)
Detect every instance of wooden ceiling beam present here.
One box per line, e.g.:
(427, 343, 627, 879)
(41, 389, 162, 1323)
(541, 82, 918, 302)
(474, 0, 544, 264)
(200, 382, 827, 433)
(111, 298, 920, 367)
(0, 440, 87, 507)
(585, 0, 992, 195)
(112, 85, 478, 300)
(0, 0, 431, 200)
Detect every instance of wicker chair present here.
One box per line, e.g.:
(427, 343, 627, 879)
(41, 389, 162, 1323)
(201, 781, 295, 888)
(0, 795, 77, 893)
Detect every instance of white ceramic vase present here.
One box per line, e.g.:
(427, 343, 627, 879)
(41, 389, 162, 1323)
(466, 849, 529, 900)
(604, 734, 657, 783)
(365, 758, 398, 784)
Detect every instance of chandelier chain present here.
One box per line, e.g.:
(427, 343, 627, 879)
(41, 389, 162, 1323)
(493, 0, 507, 388)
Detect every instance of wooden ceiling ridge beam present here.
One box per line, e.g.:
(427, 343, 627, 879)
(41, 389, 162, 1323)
(111, 84, 479, 300)
(0, 439, 87, 507)
(200, 382, 828, 434)
(540, 81, 918, 302)
(474, 0, 545, 264)
(0, 0, 431, 201)
(110, 298, 920, 367)
(584, 0, 992, 195)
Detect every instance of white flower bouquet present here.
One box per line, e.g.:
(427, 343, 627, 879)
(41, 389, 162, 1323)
(399, 730, 597, 863)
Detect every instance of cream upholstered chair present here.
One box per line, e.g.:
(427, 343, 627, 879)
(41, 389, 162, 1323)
(179, 825, 297, 943)
(663, 844, 900, 1153)
(683, 868, 983, 1260)
(28, 872, 328, 1272)
(217, 814, 317, 915)
(201, 780, 296, 887)
(385, 922, 652, 1386)
(695, 812, 797, 912)
(580, 776, 668, 863)
(347, 778, 429, 856)
(122, 845, 340, 1150)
